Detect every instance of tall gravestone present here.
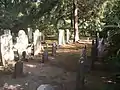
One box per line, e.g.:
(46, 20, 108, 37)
(41, 50, 48, 63)
(13, 60, 23, 79)
(40, 32, 45, 43)
(1, 30, 14, 66)
(34, 29, 42, 56)
(15, 30, 28, 60)
(27, 28, 33, 43)
(76, 46, 86, 90)
(66, 29, 70, 44)
(57, 19, 66, 46)
(58, 29, 65, 45)
(97, 38, 105, 60)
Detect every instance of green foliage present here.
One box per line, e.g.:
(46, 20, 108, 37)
(0, 0, 59, 34)
(95, 0, 120, 70)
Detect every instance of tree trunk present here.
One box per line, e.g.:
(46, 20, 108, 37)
(73, 0, 79, 42)
(66, 29, 70, 43)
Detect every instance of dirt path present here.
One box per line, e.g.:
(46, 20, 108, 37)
(0, 43, 110, 90)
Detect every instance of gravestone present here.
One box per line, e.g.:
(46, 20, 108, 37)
(66, 29, 70, 43)
(57, 19, 66, 45)
(40, 32, 45, 43)
(76, 46, 91, 90)
(97, 38, 105, 59)
(13, 61, 23, 78)
(15, 30, 28, 60)
(52, 42, 57, 56)
(41, 50, 48, 63)
(1, 30, 14, 66)
(34, 29, 42, 56)
(76, 57, 85, 90)
(58, 29, 65, 45)
(27, 28, 33, 43)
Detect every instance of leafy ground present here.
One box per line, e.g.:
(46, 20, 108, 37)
(0, 41, 114, 90)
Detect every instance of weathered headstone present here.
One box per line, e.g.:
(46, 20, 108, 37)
(97, 38, 105, 59)
(76, 57, 85, 90)
(37, 84, 54, 90)
(15, 30, 28, 60)
(40, 32, 45, 43)
(52, 42, 57, 56)
(76, 46, 91, 90)
(1, 30, 14, 66)
(13, 61, 23, 78)
(34, 29, 42, 56)
(41, 50, 48, 63)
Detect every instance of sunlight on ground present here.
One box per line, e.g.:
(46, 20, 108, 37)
(25, 64, 37, 68)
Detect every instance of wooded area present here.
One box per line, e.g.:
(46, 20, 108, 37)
(0, 0, 120, 90)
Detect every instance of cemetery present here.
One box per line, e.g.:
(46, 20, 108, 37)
(0, 0, 120, 90)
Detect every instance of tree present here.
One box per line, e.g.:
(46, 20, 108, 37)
(73, 0, 79, 42)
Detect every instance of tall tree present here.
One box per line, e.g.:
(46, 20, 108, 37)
(73, 0, 79, 42)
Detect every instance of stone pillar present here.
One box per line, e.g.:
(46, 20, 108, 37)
(58, 29, 65, 45)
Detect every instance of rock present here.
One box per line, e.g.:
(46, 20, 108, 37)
(37, 84, 54, 90)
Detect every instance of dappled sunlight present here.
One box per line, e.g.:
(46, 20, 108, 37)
(25, 64, 37, 68)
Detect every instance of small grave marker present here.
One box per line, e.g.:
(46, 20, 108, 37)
(13, 61, 23, 78)
(41, 50, 48, 63)
(52, 42, 57, 56)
